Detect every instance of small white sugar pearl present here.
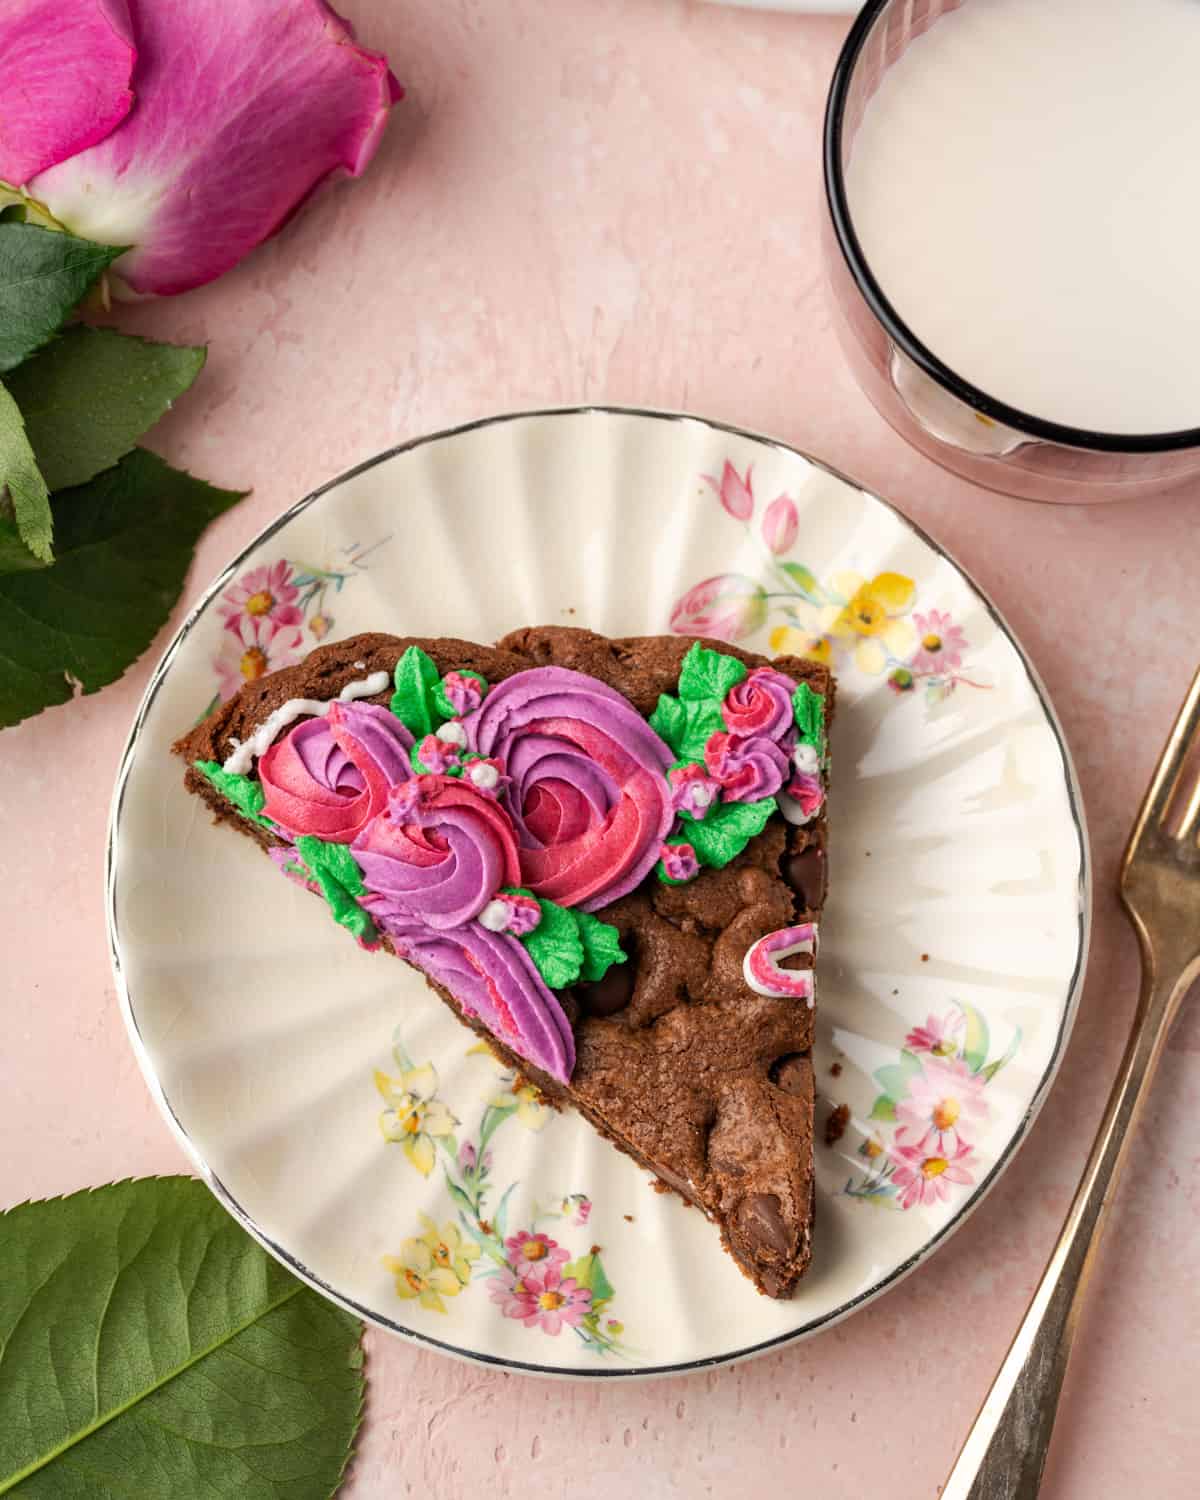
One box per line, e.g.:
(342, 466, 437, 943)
(436, 720, 468, 746)
(479, 899, 509, 932)
(792, 742, 820, 774)
(469, 761, 500, 790)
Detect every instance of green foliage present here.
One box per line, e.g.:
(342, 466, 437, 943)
(0, 223, 121, 374)
(389, 645, 444, 738)
(193, 760, 272, 828)
(0, 380, 51, 564)
(0, 1178, 364, 1500)
(679, 795, 776, 868)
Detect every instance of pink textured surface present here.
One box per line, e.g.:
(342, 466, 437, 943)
(1, 2, 1197, 1495)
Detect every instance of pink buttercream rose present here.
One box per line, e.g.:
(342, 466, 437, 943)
(703, 730, 790, 802)
(258, 701, 413, 842)
(720, 666, 797, 743)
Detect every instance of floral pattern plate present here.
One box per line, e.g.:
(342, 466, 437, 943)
(107, 408, 1089, 1377)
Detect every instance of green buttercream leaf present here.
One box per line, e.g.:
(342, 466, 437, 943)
(574, 910, 626, 982)
(679, 795, 776, 869)
(677, 641, 747, 703)
(389, 645, 444, 737)
(295, 834, 375, 944)
(432, 668, 487, 721)
(514, 890, 585, 989)
(677, 698, 725, 763)
(648, 692, 686, 753)
(193, 759, 272, 828)
(793, 681, 826, 751)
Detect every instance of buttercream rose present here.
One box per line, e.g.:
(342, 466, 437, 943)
(721, 666, 797, 743)
(465, 667, 674, 911)
(372, 908, 575, 1083)
(703, 730, 790, 802)
(353, 775, 522, 930)
(258, 701, 412, 842)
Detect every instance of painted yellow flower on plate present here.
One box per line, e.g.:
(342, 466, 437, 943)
(376, 1062, 457, 1176)
(383, 1238, 463, 1313)
(829, 570, 916, 675)
(417, 1213, 480, 1285)
(490, 1080, 552, 1132)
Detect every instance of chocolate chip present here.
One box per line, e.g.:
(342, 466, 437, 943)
(735, 1192, 794, 1258)
(768, 1053, 810, 1096)
(575, 961, 636, 1017)
(783, 846, 826, 910)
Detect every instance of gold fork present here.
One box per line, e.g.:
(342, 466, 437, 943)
(941, 665, 1200, 1500)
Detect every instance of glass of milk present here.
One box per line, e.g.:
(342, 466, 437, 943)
(824, 0, 1200, 502)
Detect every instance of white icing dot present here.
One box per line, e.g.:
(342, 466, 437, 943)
(691, 784, 715, 808)
(436, 720, 468, 745)
(469, 761, 500, 789)
(479, 898, 509, 932)
(792, 742, 820, 774)
(776, 789, 818, 826)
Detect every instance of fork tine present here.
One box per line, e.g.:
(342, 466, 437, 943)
(1134, 663, 1200, 840)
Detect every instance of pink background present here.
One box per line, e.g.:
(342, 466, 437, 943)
(2, 2, 1197, 1495)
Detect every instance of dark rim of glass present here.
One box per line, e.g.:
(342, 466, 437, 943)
(823, 0, 1200, 456)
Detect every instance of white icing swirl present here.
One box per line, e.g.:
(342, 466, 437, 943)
(221, 670, 391, 775)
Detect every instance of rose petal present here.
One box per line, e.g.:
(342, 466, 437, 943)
(28, 0, 400, 294)
(0, 0, 135, 187)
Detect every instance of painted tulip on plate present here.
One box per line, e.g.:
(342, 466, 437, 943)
(703, 460, 755, 521)
(761, 494, 798, 555)
(0, 0, 401, 295)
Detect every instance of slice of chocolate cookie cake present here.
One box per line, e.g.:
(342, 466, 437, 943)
(174, 626, 832, 1297)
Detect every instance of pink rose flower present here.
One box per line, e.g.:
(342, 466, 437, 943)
(703, 459, 755, 521)
(779, 770, 824, 824)
(888, 1139, 976, 1210)
(721, 666, 797, 742)
(670, 574, 768, 642)
(761, 494, 799, 555)
(441, 671, 485, 715)
(219, 560, 303, 634)
(505, 1230, 568, 1279)
(3, 0, 401, 295)
(660, 842, 699, 883)
(895, 1056, 989, 1154)
(668, 762, 722, 820)
(703, 730, 790, 802)
(414, 732, 462, 775)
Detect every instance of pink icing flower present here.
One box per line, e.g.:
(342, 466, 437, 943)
(479, 891, 542, 937)
(669, 574, 768, 642)
(258, 700, 413, 842)
(355, 775, 523, 930)
(703, 731, 790, 802)
(779, 771, 824, 824)
(505, 1230, 569, 1278)
(668, 763, 722, 820)
(895, 1056, 989, 1153)
(220, 560, 303, 634)
(441, 671, 485, 716)
(414, 732, 462, 775)
(888, 1139, 976, 1210)
(213, 614, 304, 701)
(0, 0, 135, 188)
(660, 842, 699, 883)
(516, 1265, 592, 1335)
(466, 666, 675, 912)
(703, 460, 755, 521)
(912, 609, 967, 676)
(721, 666, 797, 742)
(906, 1010, 966, 1058)
(761, 494, 799, 555)
(15, 0, 401, 296)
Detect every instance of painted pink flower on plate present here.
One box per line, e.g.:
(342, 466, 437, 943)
(911, 609, 967, 675)
(517, 1265, 592, 1335)
(213, 613, 304, 701)
(487, 1270, 536, 1322)
(0, 0, 135, 187)
(895, 1056, 989, 1153)
(761, 494, 799, 555)
(906, 1010, 966, 1058)
(670, 574, 768, 642)
(505, 1230, 568, 1279)
(220, 560, 303, 633)
(888, 1139, 976, 1210)
(703, 459, 754, 521)
(24, 0, 401, 295)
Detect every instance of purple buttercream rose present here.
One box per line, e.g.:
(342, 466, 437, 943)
(465, 666, 674, 911)
(371, 908, 575, 1083)
(703, 730, 791, 802)
(721, 666, 797, 743)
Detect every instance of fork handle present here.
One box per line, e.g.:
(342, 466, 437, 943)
(941, 952, 1195, 1500)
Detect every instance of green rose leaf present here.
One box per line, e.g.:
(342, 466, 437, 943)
(0, 515, 49, 575)
(5, 326, 206, 492)
(517, 891, 585, 989)
(679, 794, 776, 869)
(193, 759, 272, 829)
(0, 378, 51, 566)
(677, 641, 747, 703)
(792, 681, 826, 751)
(0, 449, 245, 728)
(574, 910, 626, 983)
(294, 834, 375, 944)
(0, 223, 123, 375)
(389, 645, 444, 738)
(676, 698, 726, 763)
(0, 1178, 364, 1500)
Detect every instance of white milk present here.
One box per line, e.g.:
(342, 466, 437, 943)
(846, 0, 1200, 434)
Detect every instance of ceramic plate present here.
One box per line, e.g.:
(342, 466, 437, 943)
(108, 408, 1089, 1377)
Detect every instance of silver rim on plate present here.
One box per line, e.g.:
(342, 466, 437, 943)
(106, 406, 1091, 1378)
